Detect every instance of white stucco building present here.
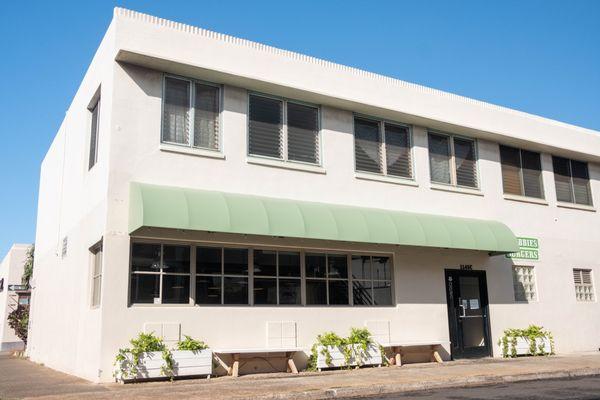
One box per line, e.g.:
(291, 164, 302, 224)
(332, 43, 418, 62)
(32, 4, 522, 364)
(28, 8, 599, 382)
(0, 244, 31, 353)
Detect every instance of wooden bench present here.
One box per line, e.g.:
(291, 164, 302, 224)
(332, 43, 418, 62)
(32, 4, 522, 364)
(381, 341, 449, 367)
(213, 348, 302, 377)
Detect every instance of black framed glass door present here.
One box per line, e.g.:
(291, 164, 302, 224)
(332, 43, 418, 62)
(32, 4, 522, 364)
(445, 269, 491, 358)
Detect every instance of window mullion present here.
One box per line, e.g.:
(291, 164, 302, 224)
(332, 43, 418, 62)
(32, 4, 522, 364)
(380, 122, 387, 175)
(189, 81, 195, 148)
(449, 136, 457, 186)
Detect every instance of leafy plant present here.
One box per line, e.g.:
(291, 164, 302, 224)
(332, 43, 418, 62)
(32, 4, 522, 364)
(114, 332, 174, 380)
(498, 325, 554, 358)
(21, 245, 34, 286)
(177, 335, 208, 351)
(306, 328, 375, 371)
(7, 306, 29, 344)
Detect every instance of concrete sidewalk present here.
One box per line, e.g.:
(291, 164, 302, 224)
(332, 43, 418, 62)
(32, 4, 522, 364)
(3, 353, 600, 400)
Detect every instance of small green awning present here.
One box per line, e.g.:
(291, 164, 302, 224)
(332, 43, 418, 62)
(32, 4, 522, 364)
(129, 182, 518, 254)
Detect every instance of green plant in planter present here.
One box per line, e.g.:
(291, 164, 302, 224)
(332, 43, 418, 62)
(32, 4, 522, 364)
(177, 335, 208, 351)
(498, 325, 554, 358)
(114, 332, 174, 380)
(306, 328, 374, 371)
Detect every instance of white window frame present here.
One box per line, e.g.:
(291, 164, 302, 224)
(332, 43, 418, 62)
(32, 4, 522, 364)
(247, 92, 322, 166)
(90, 241, 103, 308)
(573, 268, 595, 302)
(160, 74, 222, 152)
(352, 115, 414, 180)
(428, 130, 480, 189)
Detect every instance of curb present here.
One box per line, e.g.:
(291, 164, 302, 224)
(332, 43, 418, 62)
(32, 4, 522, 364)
(251, 368, 600, 400)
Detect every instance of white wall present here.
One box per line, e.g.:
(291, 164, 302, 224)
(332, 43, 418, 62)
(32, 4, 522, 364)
(0, 244, 30, 352)
(27, 21, 116, 382)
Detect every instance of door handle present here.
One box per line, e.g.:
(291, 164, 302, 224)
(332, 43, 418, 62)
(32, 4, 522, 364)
(458, 299, 466, 318)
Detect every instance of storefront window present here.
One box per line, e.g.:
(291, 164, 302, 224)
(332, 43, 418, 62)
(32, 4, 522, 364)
(130, 243, 393, 307)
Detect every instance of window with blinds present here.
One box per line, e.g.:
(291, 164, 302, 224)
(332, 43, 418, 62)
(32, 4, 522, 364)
(573, 268, 594, 302)
(248, 94, 319, 164)
(428, 132, 477, 188)
(88, 96, 100, 170)
(162, 76, 220, 150)
(353, 117, 412, 178)
(499, 145, 544, 199)
(552, 156, 593, 206)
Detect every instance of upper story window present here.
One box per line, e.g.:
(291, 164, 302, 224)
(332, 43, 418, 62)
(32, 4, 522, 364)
(248, 94, 320, 164)
(428, 132, 478, 188)
(552, 156, 593, 206)
(499, 145, 544, 199)
(353, 117, 412, 179)
(162, 76, 220, 151)
(88, 94, 100, 170)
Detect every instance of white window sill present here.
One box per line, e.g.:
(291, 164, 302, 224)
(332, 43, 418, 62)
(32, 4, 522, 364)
(557, 202, 596, 212)
(247, 156, 326, 174)
(430, 183, 483, 197)
(355, 172, 418, 187)
(130, 303, 196, 308)
(159, 143, 225, 159)
(503, 194, 548, 206)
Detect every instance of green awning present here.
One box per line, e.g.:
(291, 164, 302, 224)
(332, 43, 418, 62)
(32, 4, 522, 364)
(129, 182, 518, 254)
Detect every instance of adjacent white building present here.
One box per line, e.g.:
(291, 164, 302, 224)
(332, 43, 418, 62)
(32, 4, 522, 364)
(28, 8, 600, 382)
(0, 244, 31, 353)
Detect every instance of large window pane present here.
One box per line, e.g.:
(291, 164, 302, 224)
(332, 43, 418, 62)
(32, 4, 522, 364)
(373, 281, 392, 305)
(196, 275, 222, 304)
(428, 134, 451, 184)
(254, 278, 277, 305)
(351, 256, 371, 280)
(130, 274, 160, 304)
(571, 160, 592, 205)
(306, 279, 327, 305)
(354, 118, 382, 173)
(499, 145, 522, 196)
(287, 102, 319, 164)
(223, 277, 248, 304)
(254, 250, 277, 276)
(248, 95, 283, 158)
(327, 255, 348, 279)
(328, 280, 349, 305)
(132, 243, 161, 272)
(306, 253, 326, 278)
(162, 245, 190, 273)
(197, 247, 221, 274)
(193, 83, 219, 150)
(224, 248, 248, 275)
(279, 252, 301, 277)
(163, 77, 190, 145)
(279, 279, 301, 305)
(553, 156, 574, 203)
(352, 280, 372, 306)
(521, 150, 543, 198)
(385, 123, 411, 178)
(454, 138, 477, 188)
(162, 275, 190, 304)
(372, 256, 391, 281)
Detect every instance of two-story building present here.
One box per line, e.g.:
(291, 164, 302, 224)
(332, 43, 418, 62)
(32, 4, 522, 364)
(28, 8, 600, 382)
(0, 244, 31, 353)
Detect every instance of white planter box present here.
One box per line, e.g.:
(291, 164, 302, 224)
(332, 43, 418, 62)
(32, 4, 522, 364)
(316, 343, 382, 370)
(503, 336, 551, 356)
(114, 349, 212, 382)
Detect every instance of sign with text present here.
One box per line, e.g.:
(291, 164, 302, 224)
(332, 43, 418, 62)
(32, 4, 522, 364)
(506, 237, 539, 261)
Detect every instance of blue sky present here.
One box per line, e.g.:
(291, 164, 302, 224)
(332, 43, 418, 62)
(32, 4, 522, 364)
(0, 0, 599, 257)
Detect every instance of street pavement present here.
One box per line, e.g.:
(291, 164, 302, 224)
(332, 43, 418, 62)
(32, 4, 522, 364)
(357, 376, 600, 399)
(1, 353, 600, 399)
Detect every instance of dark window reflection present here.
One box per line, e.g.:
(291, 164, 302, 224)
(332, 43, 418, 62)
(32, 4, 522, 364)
(279, 252, 301, 277)
(132, 243, 161, 272)
(279, 279, 301, 305)
(224, 248, 248, 275)
(328, 255, 348, 279)
(224, 277, 248, 304)
(306, 254, 326, 278)
(162, 245, 190, 273)
(351, 255, 371, 280)
(353, 280, 372, 306)
(162, 275, 190, 304)
(328, 280, 349, 305)
(196, 275, 222, 304)
(254, 250, 277, 276)
(130, 274, 160, 304)
(254, 278, 277, 305)
(306, 279, 326, 305)
(197, 247, 221, 274)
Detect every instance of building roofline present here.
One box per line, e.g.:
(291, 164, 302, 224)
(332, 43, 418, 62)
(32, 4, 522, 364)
(113, 7, 599, 138)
